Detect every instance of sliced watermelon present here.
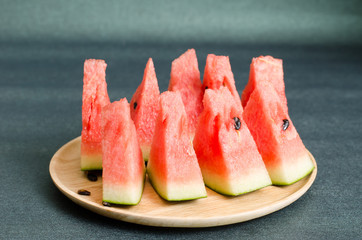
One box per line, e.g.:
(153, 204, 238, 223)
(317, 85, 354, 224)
(203, 54, 241, 106)
(243, 81, 314, 185)
(168, 49, 203, 135)
(130, 58, 160, 161)
(193, 87, 271, 196)
(147, 91, 207, 201)
(102, 99, 145, 205)
(81, 59, 110, 170)
(241, 55, 287, 110)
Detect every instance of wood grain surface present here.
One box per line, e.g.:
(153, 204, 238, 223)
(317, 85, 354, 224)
(49, 136, 317, 228)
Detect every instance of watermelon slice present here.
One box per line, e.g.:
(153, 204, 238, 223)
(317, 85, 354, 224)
(241, 55, 287, 110)
(130, 58, 160, 161)
(243, 81, 314, 185)
(147, 91, 207, 201)
(203, 54, 241, 106)
(193, 87, 271, 196)
(81, 59, 110, 170)
(102, 99, 145, 205)
(168, 49, 203, 135)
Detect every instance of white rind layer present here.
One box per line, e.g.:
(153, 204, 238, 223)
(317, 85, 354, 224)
(202, 168, 272, 196)
(268, 151, 315, 185)
(81, 154, 102, 170)
(148, 170, 207, 201)
(140, 145, 151, 161)
(103, 181, 144, 205)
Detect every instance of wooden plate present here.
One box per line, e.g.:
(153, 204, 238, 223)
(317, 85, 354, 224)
(49, 136, 317, 228)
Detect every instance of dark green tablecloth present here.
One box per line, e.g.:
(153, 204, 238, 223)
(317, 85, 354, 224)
(1, 1, 361, 239)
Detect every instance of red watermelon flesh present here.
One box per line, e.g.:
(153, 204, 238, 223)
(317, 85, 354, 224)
(241, 55, 287, 110)
(243, 81, 314, 185)
(168, 49, 203, 135)
(193, 87, 271, 196)
(147, 91, 206, 201)
(130, 58, 160, 161)
(81, 59, 110, 170)
(203, 54, 241, 106)
(102, 98, 145, 205)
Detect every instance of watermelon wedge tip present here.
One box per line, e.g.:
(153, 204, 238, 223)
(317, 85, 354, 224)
(147, 91, 207, 201)
(193, 87, 271, 196)
(81, 59, 110, 171)
(130, 58, 160, 161)
(243, 81, 314, 185)
(168, 49, 204, 135)
(102, 99, 145, 205)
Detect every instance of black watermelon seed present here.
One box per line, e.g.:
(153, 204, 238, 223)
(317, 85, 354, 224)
(78, 189, 91, 196)
(233, 117, 241, 130)
(133, 102, 137, 109)
(102, 201, 112, 207)
(205, 86, 208, 89)
(282, 119, 289, 131)
(87, 173, 98, 182)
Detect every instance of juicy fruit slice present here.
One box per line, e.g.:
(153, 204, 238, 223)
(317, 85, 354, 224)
(203, 54, 241, 106)
(241, 56, 287, 110)
(81, 59, 110, 170)
(130, 58, 160, 161)
(147, 91, 207, 201)
(193, 87, 271, 196)
(243, 81, 314, 185)
(168, 49, 203, 134)
(102, 99, 145, 205)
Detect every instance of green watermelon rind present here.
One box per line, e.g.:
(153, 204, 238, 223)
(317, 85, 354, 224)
(81, 166, 102, 171)
(80, 155, 103, 171)
(102, 183, 146, 206)
(102, 199, 141, 206)
(102, 192, 144, 206)
(140, 145, 150, 162)
(102, 174, 146, 206)
(271, 165, 315, 186)
(102, 191, 144, 206)
(205, 182, 272, 197)
(147, 170, 207, 202)
(266, 151, 315, 185)
(200, 168, 272, 197)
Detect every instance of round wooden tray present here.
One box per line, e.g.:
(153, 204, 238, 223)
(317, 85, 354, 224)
(49, 136, 317, 228)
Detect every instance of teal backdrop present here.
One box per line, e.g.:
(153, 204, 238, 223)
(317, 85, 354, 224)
(1, 0, 361, 45)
